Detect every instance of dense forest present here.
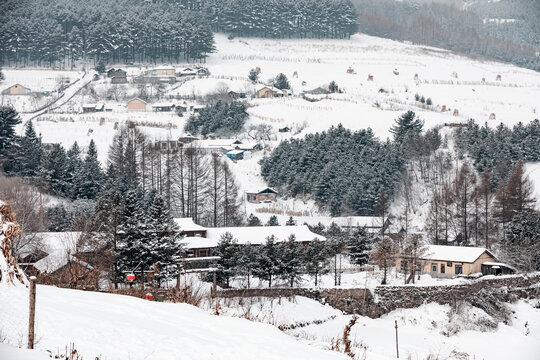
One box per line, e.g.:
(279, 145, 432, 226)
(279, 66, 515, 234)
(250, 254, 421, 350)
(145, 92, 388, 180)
(454, 120, 540, 186)
(352, 0, 540, 71)
(260, 112, 440, 216)
(0, 0, 357, 68)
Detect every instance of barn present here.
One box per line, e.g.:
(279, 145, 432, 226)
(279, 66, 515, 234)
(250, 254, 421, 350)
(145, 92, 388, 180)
(127, 97, 147, 112)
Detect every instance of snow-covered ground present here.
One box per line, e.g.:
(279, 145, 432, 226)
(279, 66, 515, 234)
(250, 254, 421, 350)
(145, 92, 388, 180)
(0, 283, 347, 360)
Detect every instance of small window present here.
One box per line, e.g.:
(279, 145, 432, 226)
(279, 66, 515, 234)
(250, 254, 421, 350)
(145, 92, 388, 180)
(401, 260, 408, 271)
(455, 265, 463, 275)
(199, 249, 208, 257)
(431, 264, 437, 272)
(447, 262, 453, 267)
(441, 264, 446, 274)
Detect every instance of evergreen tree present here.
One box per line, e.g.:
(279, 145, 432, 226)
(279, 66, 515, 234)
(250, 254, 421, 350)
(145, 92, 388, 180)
(279, 235, 303, 287)
(66, 142, 83, 198)
(117, 189, 147, 284)
(304, 238, 329, 286)
(285, 216, 296, 226)
(0, 67, 4, 82)
(40, 144, 69, 196)
(329, 81, 339, 93)
(502, 210, 540, 272)
(248, 68, 259, 83)
(266, 215, 279, 226)
(390, 111, 424, 145)
(273, 73, 290, 90)
(214, 232, 239, 287)
(76, 139, 104, 199)
(235, 243, 260, 288)
(0, 106, 21, 155)
(347, 227, 371, 266)
(253, 236, 282, 287)
(19, 120, 43, 177)
(45, 204, 72, 231)
(247, 213, 262, 226)
(147, 194, 182, 284)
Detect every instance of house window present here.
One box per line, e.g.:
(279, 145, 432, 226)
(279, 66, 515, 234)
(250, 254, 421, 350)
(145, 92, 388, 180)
(431, 264, 437, 272)
(441, 264, 446, 273)
(447, 262, 453, 267)
(401, 260, 408, 271)
(455, 265, 463, 275)
(199, 249, 208, 257)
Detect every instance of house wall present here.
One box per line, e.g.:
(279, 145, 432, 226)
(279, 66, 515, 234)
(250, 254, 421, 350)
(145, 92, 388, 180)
(156, 69, 175, 76)
(8, 85, 29, 95)
(246, 192, 277, 203)
(258, 88, 274, 98)
(128, 99, 146, 111)
(37, 262, 98, 289)
(399, 251, 497, 278)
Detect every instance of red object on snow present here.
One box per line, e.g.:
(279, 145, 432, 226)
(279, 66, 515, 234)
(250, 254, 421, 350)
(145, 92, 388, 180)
(145, 293, 153, 301)
(126, 273, 136, 282)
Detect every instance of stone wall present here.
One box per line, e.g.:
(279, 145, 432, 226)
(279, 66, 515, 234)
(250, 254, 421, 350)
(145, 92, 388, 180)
(215, 273, 540, 318)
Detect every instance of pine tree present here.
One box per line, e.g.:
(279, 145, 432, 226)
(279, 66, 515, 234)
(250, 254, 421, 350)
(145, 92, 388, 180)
(214, 232, 239, 287)
(0, 106, 21, 155)
(502, 209, 540, 271)
(390, 111, 424, 145)
(347, 227, 371, 266)
(329, 81, 339, 93)
(279, 235, 303, 287)
(247, 213, 262, 226)
(304, 238, 329, 286)
(235, 243, 260, 288)
(40, 144, 69, 196)
(253, 235, 282, 287)
(117, 189, 147, 285)
(285, 216, 296, 226)
(266, 215, 279, 226)
(248, 68, 259, 83)
(20, 120, 43, 177)
(147, 194, 182, 285)
(66, 142, 83, 198)
(77, 139, 104, 199)
(273, 73, 290, 90)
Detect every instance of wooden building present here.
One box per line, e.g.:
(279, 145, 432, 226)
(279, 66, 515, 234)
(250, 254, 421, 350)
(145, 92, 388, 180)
(107, 68, 127, 78)
(111, 75, 128, 84)
(127, 97, 147, 111)
(396, 245, 514, 278)
(82, 103, 104, 113)
(151, 103, 176, 112)
(2, 83, 31, 95)
(246, 188, 278, 203)
(257, 86, 277, 98)
(173, 217, 207, 238)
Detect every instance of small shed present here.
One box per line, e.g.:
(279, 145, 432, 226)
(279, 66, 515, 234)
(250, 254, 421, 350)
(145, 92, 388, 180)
(111, 75, 128, 84)
(127, 97, 147, 112)
(2, 84, 31, 95)
(279, 126, 290, 133)
(82, 104, 104, 113)
(257, 86, 277, 98)
(226, 149, 244, 160)
(246, 188, 278, 203)
(152, 103, 176, 112)
(107, 68, 127, 78)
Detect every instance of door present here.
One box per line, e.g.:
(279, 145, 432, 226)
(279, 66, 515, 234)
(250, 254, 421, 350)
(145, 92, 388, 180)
(441, 264, 445, 274)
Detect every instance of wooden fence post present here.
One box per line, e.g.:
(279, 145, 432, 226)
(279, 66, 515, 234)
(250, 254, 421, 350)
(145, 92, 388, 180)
(28, 276, 36, 349)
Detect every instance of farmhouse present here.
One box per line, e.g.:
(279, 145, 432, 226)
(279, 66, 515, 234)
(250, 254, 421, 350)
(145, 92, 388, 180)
(107, 68, 127, 78)
(183, 225, 325, 258)
(111, 75, 128, 84)
(152, 103, 176, 112)
(174, 217, 207, 238)
(257, 86, 278, 98)
(226, 149, 244, 160)
(396, 245, 515, 278)
(82, 103, 104, 113)
(2, 83, 31, 95)
(178, 134, 200, 144)
(146, 65, 175, 77)
(127, 97, 147, 111)
(246, 188, 278, 203)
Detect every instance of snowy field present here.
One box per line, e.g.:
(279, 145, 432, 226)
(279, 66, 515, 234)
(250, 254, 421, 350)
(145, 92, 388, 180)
(0, 283, 347, 360)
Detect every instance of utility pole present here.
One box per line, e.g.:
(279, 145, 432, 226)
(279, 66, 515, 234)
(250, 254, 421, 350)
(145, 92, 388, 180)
(28, 277, 37, 349)
(394, 320, 399, 359)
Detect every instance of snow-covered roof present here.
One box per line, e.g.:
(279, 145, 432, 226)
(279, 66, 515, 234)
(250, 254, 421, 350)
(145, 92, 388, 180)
(182, 236, 217, 249)
(227, 149, 244, 155)
(421, 245, 495, 263)
(33, 251, 93, 274)
(174, 218, 207, 232)
(128, 97, 146, 104)
(330, 216, 383, 228)
(152, 103, 175, 107)
(202, 225, 325, 247)
(196, 139, 238, 148)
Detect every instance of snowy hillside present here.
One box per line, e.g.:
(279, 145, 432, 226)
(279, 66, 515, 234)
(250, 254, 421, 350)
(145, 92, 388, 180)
(0, 283, 347, 360)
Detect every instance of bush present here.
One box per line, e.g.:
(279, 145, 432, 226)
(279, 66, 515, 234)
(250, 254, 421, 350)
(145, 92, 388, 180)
(426, 97, 432, 105)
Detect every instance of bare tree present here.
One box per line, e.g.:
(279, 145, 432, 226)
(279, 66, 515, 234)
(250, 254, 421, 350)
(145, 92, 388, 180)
(370, 237, 397, 285)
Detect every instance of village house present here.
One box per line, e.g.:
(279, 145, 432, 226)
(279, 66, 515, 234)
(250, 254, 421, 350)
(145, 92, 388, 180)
(151, 103, 176, 112)
(256, 86, 278, 98)
(226, 149, 244, 160)
(2, 83, 31, 95)
(182, 224, 325, 258)
(173, 218, 208, 238)
(396, 245, 515, 278)
(178, 134, 200, 144)
(146, 65, 176, 77)
(107, 68, 127, 78)
(246, 188, 278, 203)
(82, 103, 105, 113)
(127, 97, 147, 111)
(111, 75, 128, 84)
